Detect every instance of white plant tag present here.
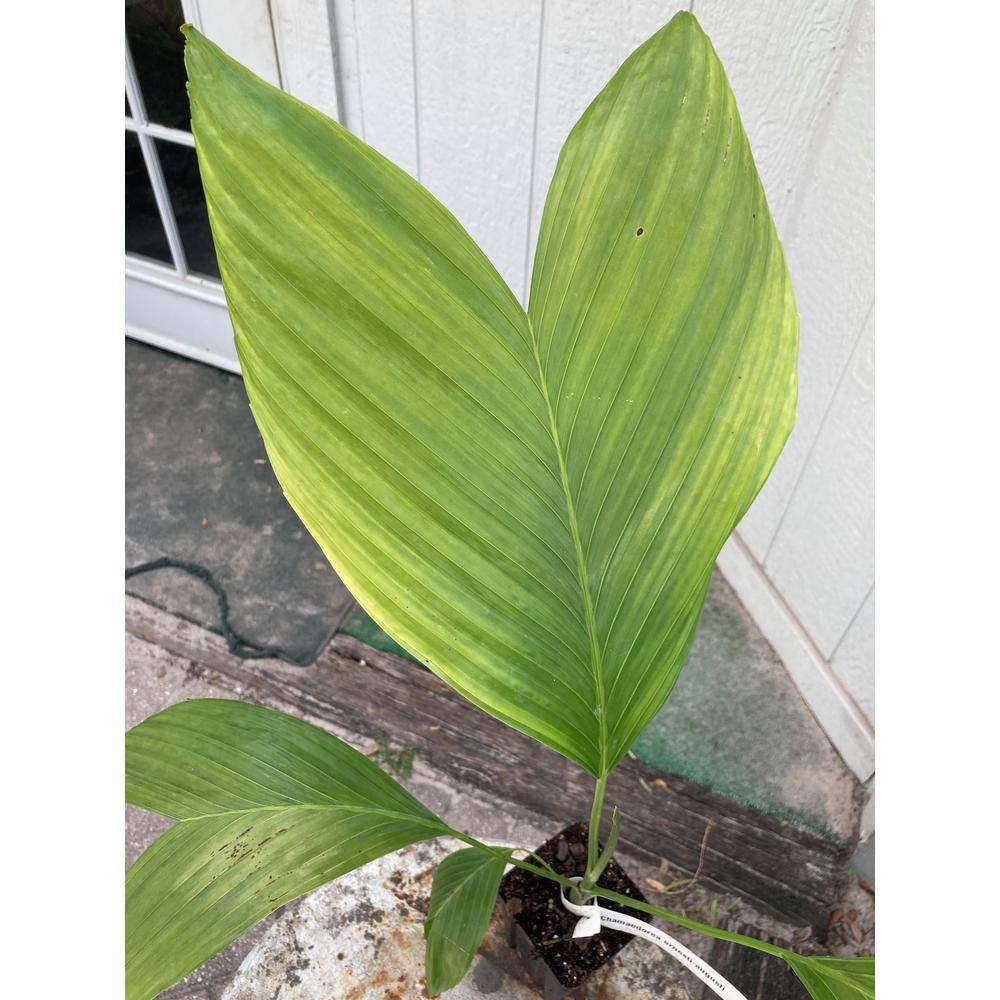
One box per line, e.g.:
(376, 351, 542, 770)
(570, 900, 602, 939)
(560, 882, 749, 1000)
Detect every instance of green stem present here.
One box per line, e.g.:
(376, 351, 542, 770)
(592, 805, 621, 878)
(581, 884, 788, 959)
(585, 773, 608, 881)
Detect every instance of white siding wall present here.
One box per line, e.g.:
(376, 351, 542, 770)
(713, 0, 875, 779)
(212, 0, 876, 779)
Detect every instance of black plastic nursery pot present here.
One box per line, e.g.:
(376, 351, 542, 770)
(497, 821, 651, 996)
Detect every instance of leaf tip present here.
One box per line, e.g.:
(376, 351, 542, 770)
(179, 22, 202, 49)
(668, 9, 703, 33)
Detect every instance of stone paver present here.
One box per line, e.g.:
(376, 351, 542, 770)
(223, 842, 689, 1000)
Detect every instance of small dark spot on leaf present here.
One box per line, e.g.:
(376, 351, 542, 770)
(636, 227, 644, 236)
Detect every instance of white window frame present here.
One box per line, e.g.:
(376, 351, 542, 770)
(126, 0, 340, 372)
(125, 0, 240, 370)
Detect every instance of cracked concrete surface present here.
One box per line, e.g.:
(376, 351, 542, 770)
(125, 340, 353, 663)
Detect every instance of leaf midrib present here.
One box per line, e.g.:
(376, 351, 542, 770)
(529, 318, 608, 777)
(156, 801, 447, 829)
(429, 854, 506, 928)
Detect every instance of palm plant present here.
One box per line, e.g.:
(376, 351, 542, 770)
(125, 12, 874, 999)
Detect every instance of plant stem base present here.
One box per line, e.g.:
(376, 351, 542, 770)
(498, 821, 650, 993)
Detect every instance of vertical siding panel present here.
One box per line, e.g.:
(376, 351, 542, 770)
(700, 0, 874, 754)
(195, 0, 281, 86)
(693, 0, 858, 237)
(328, 0, 365, 133)
(527, 1, 625, 300)
(710, 0, 874, 563)
(352, 0, 421, 177)
(832, 587, 874, 726)
(414, 0, 543, 302)
(270, 0, 340, 120)
(766, 306, 874, 658)
(525, 1, 688, 299)
(618, 3, 692, 55)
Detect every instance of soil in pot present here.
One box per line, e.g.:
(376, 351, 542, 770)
(498, 821, 651, 992)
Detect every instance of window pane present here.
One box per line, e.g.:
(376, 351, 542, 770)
(125, 132, 172, 265)
(156, 140, 220, 279)
(126, 0, 189, 129)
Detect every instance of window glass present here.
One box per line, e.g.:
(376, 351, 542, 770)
(156, 140, 220, 278)
(125, 132, 172, 264)
(125, 0, 189, 129)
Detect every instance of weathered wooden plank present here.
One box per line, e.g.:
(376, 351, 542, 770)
(125, 595, 851, 933)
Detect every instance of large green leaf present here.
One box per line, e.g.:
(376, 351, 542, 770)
(785, 954, 875, 1000)
(183, 9, 796, 778)
(125, 700, 449, 1000)
(424, 847, 511, 996)
(528, 15, 798, 769)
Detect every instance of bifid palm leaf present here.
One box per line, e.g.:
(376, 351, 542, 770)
(182, 11, 797, 779)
